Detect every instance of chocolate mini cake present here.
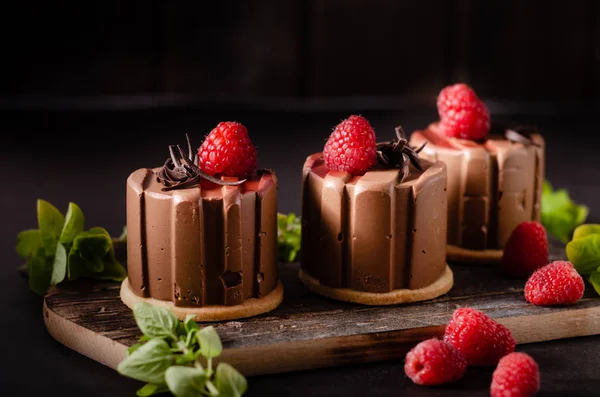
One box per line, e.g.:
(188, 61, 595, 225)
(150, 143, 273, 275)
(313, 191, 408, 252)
(409, 84, 545, 263)
(120, 126, 283, 321)
(299, 116, 453, 305)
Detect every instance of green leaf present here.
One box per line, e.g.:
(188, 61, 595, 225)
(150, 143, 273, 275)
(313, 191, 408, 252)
(566, 234, 600, 275)
(50, 242, 67, 285)
(118, 225, 128, 242)
(589, 271, 600, 296)
(67, 246, 126, 282)
(37, 199, 65, 256)
(16, 229, 42, 259)
(117, 338, 173, 384)
(277, 212, 302, 263)
(214, 362, 247, 397)
(128, 343, 144, 355)
(573, 224, 600, 241)
(196, 326, 223, 359)
(28, 249, 53, 295)
(165, 366, 208, 397)
(59, 202, 85, 245)
(89, 226, 111, 238)
(184, 314, 199, 334)
(136, 383, 169, 397)
(541, 180, 589, 243)
(133, 302, 179, 340)
(72, 232, 112, 262)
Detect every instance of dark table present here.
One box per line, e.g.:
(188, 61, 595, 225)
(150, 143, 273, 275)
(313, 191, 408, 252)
(2, 104, 599, 396)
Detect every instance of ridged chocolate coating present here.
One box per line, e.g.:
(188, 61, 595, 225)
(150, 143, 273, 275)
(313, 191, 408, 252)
(301, 154, 448, 293)
(410, 124, 545, 250)
(126, 169, 278, 307)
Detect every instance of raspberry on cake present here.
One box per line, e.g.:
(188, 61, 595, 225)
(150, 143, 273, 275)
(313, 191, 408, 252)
(198, 121, 257, 178)
(410, 84, 545, 264)
(121, 124, 283, 321)
(323, 115, 377, 175)
(300, 116, 453, 305)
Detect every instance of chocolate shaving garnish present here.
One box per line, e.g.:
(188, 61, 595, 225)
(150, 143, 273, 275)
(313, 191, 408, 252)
(376, 126, 426, 182)
(157, 133, 246, 191)
(505, 126, 542, 148)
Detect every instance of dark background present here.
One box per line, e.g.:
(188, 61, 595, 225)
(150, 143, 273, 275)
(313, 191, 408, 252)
(1, 1, 599, 396)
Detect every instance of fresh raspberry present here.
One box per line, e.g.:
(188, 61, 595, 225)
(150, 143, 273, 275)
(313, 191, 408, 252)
(198, 121, 257, 178)
(443, 308, 516, 366)
(491, 352, 540, 397)
(322, 115, 377, 175)
(501, 221, 549, 278)
(404, 338, 467, 386)
(524, 261, 584, 306)
(436, 83, 490, 140)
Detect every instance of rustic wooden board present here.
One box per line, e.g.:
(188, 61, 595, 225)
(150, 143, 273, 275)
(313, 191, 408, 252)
(43, 240, 600, 376)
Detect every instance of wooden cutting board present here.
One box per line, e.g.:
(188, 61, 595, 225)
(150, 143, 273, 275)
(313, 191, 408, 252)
(43, 239, 600, 376)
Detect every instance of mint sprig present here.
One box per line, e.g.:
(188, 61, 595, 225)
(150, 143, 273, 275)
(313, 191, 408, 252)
(118, 302, 247, 397)
(541, 180, 589, 243)
(277, 212, 301, 263)
(16, 199, 126, 295)
(566, 224, 600, 296)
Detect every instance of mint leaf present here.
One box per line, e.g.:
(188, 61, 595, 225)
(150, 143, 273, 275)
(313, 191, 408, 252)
(72, 232, 111, 262)
(59, 202, 84, 246)
(136, 383, 169, 397)
(542, 180, 589, 243)
(50, 242, 67, 285)
(165, 366, 208, 397)
(37, 199, 65, 256)
(133, 302, 179, 340)
(214, 362, 247, 397)
(573, 224, 600, 241)
(277, 212, 302, 263)
(566, 234, 600, 275)
(89, 226, 111, 238)
(16, 229, 42, 259)
(589, 271, 600, 296)
(128, 343, 144, 356)
(184, 314, 199, 334)
(67, 247, 126, 282)
(28, 249, 53, 295)
(197, 326, 223, 359)
(117, 338, 173, 384)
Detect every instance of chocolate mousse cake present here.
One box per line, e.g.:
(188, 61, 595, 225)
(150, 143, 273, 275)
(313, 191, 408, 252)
(409, 84, 545, 263)
(300, 115, 453, 305)
(120, 123, 283, 321)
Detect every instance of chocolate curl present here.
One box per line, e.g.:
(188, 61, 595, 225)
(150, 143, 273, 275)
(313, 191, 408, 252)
(376, 126, 426, 182)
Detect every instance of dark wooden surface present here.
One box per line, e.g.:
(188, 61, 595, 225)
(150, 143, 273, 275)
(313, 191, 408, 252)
(1, 1, 599, 101)
(2, 108, 600, 396)
(44, 236, 600, 377)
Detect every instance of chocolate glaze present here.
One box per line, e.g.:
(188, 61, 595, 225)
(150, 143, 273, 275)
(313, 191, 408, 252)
(410, 123, 545, 250)
(301, 154, 448, 293)
(126, 169, 278, 307)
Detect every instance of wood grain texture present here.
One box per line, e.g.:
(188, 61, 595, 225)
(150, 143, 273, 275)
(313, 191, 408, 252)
(43, 239, 600, 376)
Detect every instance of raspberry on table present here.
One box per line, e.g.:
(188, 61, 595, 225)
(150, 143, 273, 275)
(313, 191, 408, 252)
(198, 121, 257, 179)
(443, 307, 516, 366)
(323, 115, 377, 175)
(436, 83, 490, 141)
(404, 338, 467, 386)
(525, 261, 585, 306)
(501, 221, 549, 278)
(490, 352, 540, 397)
